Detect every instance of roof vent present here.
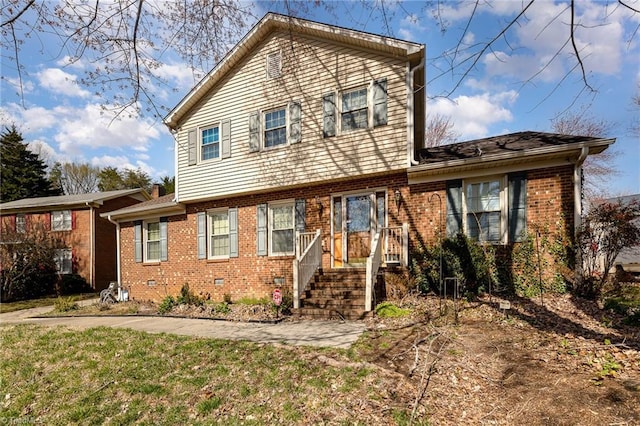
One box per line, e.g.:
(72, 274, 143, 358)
(266, 51, 282, 79)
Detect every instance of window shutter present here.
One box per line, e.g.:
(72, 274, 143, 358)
(446, 180, 463, 236)
(508, 172, 527, 242)
(71, 211, 76, 230)
(9, 215, 16, 231)
(197, 212, 207, 260)
(257, 204, 267, 256)
(372, 78, 388, 127)
(71, 248, 77, 274)
(134, 221, 142, 263)
(188, 129, 197, 165)
(221, 119, 231, 159)
(289, 101, 301, 144)
(160, 217, 168, 261)
(229, 207, 238, 258)
(249, 112, 261, 152)
(322, 93, 336, 138)
(46, 212, 51, 230)
(295, 199, 306, 232)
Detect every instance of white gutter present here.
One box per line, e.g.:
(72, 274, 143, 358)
(407, 54, 425, 167)
(106, 214, 121, 287)
(574, 146, 589, 234)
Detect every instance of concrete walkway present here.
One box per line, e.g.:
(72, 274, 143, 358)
(0, 301, 366, 349)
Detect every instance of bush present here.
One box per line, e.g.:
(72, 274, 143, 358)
(176, 283, 203, 306)
(54, 296, 79, 312)
(56, 274, 92, 296)
(158, 296, 176, 314)
(375, 301, 411, 318)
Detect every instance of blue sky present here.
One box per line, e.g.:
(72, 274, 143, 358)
(1, 0, 638, 195)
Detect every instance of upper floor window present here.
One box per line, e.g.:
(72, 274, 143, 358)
(323, 78, 387, 138)
(248, 102, 301, 152)
(52, 210, 72, 231)
(201, 125, 220, 161)
(16, 214, 26, 233)
(54, 248, 73, 274)
(341, 87, 368, 131)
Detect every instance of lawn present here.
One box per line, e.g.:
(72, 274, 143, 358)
(0, 294, 96, 314)
(0, 325, 418, 425)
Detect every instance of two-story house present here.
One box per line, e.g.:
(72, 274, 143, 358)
(105, 14, 614, 318)
(0, 189, 149, 292)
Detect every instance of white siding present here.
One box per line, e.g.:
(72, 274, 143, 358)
(176, 31, 409, 202)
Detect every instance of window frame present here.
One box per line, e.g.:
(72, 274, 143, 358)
(340, 85, 369, 132)
(462, 176, 507, 244)
(54, 248, 73, 274)
(263, 107, 287, 149)
(15, 214, 26, 233)
(51, 210, 72, 231)
(143, 220, 162, 263)
(207, 209, 230, 259)
(268, 200, 295, 256)
(200, 124, 221, 162)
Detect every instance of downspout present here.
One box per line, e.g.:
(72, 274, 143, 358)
(573, 146, 588, 288)
(407, 53, 425, 167)
(86, 202, 94, 289)
(106, 214, 121, 287)
(171, 128, 179, 203)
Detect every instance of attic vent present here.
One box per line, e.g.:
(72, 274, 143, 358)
(266, 52, 281, 79)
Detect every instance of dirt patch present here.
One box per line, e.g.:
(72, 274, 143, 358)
(359, 294, 640, 425)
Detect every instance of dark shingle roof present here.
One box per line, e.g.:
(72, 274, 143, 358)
(416, 131, 610, 165)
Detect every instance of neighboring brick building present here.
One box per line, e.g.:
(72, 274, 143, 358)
(105, 14, 615, 317)
(0, 189, 149, 291)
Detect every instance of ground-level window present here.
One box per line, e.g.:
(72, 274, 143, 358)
(16, 214, 26, 233)
(446, 173, 527, 244)
(209, 210, 230, 258)
(145, 221, 161, 262)
(54, 248, 73, 274)
(135, 219, 167, 263)
(270, 202, 295, 255)
(52, 210, 72, 231)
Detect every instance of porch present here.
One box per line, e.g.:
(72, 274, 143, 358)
(292, 224, 408, 319)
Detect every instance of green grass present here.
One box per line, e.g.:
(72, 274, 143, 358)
(0, 324, 410, 424)
(0, 293, 96, 313)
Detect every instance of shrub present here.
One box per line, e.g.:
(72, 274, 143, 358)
(176, 283, 203, 306)
(213, 302, 231, 314)
(54, 296, 79, 312)
(158, 295, 176, 315)
(56, 274, 92, 296)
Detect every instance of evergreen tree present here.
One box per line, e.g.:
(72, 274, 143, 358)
(0, 126, 60, 202)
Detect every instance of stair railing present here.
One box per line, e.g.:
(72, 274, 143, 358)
(381, 224, 409, 266)
(293, 229, 322, 309)
(365, 231, 382, 311)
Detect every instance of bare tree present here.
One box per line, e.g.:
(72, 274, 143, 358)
(1, 0, 253, 117)
(424, 114, 458, 147)
(50, 162, 101, 195)
(550, 110, 619, 199)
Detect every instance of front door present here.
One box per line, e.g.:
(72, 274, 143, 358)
(332, 192, 386, 267)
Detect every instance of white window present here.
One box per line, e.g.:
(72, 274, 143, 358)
(52, 210, 72, 231)
(145, 221, 161, 262)
(465, 179, 503, 242)
(269, 202, 295, 255)
(264, 108, 287, 148)
(341, 87, 368, 132)
(54, 249, 73, 274)
(16, 214, 25, 233)
(201, 125, 220, 161)
(208, 210, 230, 258)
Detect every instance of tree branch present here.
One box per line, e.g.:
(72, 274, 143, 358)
(1, 0, 35, 28)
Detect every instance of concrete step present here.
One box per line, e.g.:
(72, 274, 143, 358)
(300, 298, 366, 309)
(292, 307, 369, 321)
(303, 289, 366, 298)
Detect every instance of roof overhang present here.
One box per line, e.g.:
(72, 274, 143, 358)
(408, 138, 615, 184)
(101, 201, 186, 222)
(163, 13, 424, 130)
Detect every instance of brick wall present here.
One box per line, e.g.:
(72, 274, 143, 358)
(120, 165, 577, 302)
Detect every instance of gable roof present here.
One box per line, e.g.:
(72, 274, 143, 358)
(0, 189, 150, 214)
(164, 12, 424, 129)
(101, 193, 186, 221)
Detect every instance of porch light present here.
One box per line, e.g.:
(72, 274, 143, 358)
(315, 196, 323, 217)
(394, 189, 401, 211)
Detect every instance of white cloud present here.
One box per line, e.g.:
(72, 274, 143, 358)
(429, 91, 518, 139)
(1, 76, 35, 95)
(154, 63, 198, 91)
(56, 55, 87, 70)
(36, 68, 91, 98)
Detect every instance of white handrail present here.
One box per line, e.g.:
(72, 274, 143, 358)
(381, 225, 408, 266)
(293, 229, 322, 309)
(365, 231, 382, 311)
